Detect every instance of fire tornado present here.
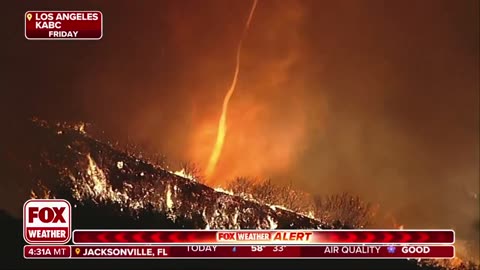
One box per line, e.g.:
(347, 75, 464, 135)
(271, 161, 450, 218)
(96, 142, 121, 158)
(205, 0, 258, 179)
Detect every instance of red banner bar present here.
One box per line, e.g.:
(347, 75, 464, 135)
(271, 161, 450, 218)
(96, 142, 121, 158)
(73, 230, 454, 244)
(24, 245, 455, 259)
(24, 11, 103, 40)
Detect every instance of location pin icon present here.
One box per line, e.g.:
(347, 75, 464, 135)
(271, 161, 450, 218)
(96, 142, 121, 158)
(75, 248, 81, 255)
(26, 13, 32, 21)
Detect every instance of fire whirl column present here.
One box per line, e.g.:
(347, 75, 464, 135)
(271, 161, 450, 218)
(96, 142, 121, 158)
(25, 11, 103, 40)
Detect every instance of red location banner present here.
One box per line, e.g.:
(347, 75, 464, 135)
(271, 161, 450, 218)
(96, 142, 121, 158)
(73, 230, 455, 245)
(24, 11, 103, 40)
(24, 245, 71, 258)
(24, 245, 455, 259)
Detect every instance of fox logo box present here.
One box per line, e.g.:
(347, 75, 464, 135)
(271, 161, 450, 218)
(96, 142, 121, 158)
(23, 199, 72, 244)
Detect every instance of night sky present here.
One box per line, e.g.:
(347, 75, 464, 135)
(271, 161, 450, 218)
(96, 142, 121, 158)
(1, 0, 479, 257)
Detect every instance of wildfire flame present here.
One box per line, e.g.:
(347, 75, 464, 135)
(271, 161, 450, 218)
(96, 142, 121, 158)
(205, 0, 258, 179)
(172, 168, 196, 181)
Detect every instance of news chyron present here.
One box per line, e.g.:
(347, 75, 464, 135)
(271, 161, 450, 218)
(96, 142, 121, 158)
(23, 199, 72, 244)
(25, 11, 103, 40)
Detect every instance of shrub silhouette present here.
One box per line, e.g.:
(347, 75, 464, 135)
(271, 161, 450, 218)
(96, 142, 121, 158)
(313, 193, 377, 229)
(229, 178, 376, 228)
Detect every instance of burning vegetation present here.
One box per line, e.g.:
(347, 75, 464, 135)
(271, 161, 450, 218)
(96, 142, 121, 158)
(28, 119, 326, 230)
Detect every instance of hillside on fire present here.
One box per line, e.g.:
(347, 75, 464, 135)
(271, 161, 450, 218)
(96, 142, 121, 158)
(0, 119, 476, 270)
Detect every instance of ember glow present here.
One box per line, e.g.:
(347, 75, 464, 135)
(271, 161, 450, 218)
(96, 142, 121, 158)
(205, 0, 258, 180)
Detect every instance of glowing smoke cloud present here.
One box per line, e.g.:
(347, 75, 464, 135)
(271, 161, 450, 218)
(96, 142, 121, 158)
(205, 0, 258, 180)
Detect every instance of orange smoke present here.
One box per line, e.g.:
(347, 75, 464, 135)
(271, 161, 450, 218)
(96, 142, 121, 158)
(205, 0, 258, 180)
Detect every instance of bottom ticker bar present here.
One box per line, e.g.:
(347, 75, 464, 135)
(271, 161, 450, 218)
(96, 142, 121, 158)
(24, 245, 454, 259)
